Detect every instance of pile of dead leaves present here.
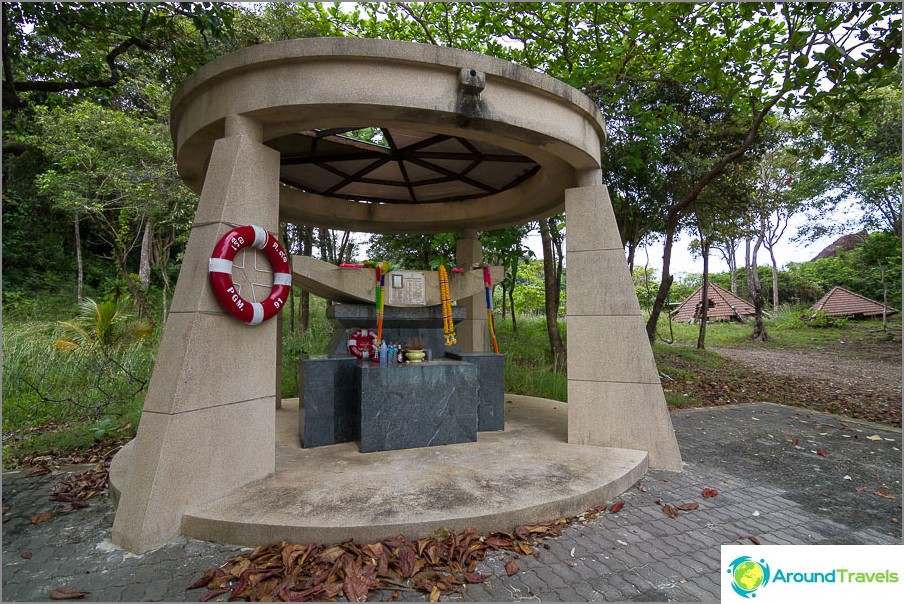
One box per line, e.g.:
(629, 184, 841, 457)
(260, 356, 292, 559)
(188, 525, 557, 602)
(47, 465, 108, 510)
(189, 500, 627, 602)
(16, 440, 120, 477)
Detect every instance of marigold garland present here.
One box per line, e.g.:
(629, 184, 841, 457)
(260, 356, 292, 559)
(439, 265, 456, 346)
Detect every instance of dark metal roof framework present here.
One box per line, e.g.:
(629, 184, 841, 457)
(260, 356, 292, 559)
(268, 127, 541, 205)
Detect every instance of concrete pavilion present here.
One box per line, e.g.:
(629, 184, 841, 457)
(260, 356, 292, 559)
(110, 38, 682, 554)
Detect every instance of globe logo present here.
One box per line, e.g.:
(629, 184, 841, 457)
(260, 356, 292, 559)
(727, 556, 771, 598)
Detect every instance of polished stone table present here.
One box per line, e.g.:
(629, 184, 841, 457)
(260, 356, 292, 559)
(356, 359, 478, 453)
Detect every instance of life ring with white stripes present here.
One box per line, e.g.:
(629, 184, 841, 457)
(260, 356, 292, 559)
(208, 225, 291, 326)
(347, 328, 378, 359)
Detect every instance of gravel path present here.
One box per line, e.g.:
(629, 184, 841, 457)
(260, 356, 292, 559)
(712, 346, 901, 426)
(713, 347, 901, 401)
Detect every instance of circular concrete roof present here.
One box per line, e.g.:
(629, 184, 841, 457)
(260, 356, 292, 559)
(171, 38, 606, 233)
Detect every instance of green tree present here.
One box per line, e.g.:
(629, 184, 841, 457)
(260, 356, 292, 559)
(481, 225, 534, 333)
(2, 2, 235, 113)
(366, 233, 457, 270)
(298, 3, 900, 347)
(857, 232, 901, 331)
(30, 101, 190, 324)
(808, 83, 902, 239)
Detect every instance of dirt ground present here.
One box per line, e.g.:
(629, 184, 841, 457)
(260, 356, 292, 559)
(712, 329, 902, 427)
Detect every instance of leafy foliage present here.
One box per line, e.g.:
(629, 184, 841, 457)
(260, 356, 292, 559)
(2, 2, 235, 111)
(2, 303, 155, 428)
(52, 297, 151, 355)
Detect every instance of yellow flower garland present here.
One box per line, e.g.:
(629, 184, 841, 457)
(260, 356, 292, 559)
(439, 265, 456, 346)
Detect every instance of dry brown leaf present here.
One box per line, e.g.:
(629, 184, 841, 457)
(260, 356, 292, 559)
(517, 542, 533, 556)
(702, 488, 719, 498)
(428, 585, 441, 602)
(609, 501, 625, 513)
(229, 558, 251, 578)
(21, 551, 32, 559)
(662, 504, 679, 518)
(318, 544, 346, 563)
(748, 536, 762, 545)
(462, 571, 490, 584)
(49, 587, 89, 600)
(397, 546, 416, 578)
(504, 559, 520, 576)
(676, 502, 699, 511)
(875, 491, 898, 499)
(31, 511, 52, 524)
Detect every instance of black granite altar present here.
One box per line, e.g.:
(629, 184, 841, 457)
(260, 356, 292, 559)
(445, 352, 505, 431)
(356, 359, 478, 453)
(300, 303, 505, 451)
(325, 304, 467, 358)
(299, 357, 358, 447)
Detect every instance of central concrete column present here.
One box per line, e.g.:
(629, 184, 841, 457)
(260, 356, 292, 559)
(455, 229, 488, 352)
(565, 175, 682, 471)
(112, 116, 281, 552)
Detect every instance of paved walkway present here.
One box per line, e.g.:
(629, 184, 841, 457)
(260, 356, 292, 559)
(3, 402, 901, 602)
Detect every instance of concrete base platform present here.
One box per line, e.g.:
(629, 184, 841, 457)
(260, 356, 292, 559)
(110, 395, 647, 548)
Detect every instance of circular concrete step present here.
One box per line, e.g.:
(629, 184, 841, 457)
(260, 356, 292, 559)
(112, 395, 647, 547)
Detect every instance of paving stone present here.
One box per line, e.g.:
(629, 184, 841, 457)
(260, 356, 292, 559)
(4, 402, 900, 602)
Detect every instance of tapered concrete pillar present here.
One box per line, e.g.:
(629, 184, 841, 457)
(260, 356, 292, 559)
(565, 180, 682, 471)
(456, 230, 488, 352)
(112, 120, 281, 552)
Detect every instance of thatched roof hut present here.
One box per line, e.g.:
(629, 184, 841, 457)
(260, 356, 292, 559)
(671, 283, 756, 323)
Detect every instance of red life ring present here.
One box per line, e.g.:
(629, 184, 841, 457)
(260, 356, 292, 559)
(347, 328, 378, 359)
(208, 225, 291, 325)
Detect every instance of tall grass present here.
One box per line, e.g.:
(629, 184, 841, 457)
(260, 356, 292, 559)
(2, 320, 156, 431)
(280, 297, 333, 397)
(654, 305, 901, 350)
(493, 313, 567, 401)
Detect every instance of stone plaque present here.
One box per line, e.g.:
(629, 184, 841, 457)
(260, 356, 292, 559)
(387, 271, 426, 306)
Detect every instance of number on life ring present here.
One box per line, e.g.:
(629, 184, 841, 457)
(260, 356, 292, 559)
(208, 225, 291, 326)
(347, 328, 378, 359)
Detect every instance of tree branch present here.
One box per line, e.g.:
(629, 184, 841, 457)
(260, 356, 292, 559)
(394, 2, 438, 45)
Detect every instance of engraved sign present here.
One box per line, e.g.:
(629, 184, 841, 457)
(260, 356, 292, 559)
(387, 271, 426, 306)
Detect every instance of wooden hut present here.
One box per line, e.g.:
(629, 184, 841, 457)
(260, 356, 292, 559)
(809, 286, 898, 318)
(671, 283, 756, 323)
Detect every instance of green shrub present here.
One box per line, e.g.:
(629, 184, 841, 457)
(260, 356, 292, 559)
(804, 310, 849, 329)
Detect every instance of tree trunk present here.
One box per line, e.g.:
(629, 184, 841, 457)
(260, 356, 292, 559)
(500, 282, 507, 319)
(155, 234, 172, 325)
(645, 214, 678, 344)
(300, 225, 312, 331)
(880, 263, 889, 332)
(539, 217, 566, 369)
(697, 239, 710, 349)
(74, 213, 84, 303)
(768, 245, 779, 310)
(508, 284, 517, 335)
(725, 240, 738, 295)
(138, 218, 153, 291)
(747, 233, 768, 342)
(289, 284, 295, 334)
(114, 248, 153, 328)
(626, 241, 636, 274)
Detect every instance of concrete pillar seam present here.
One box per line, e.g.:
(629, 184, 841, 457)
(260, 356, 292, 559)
(141, 395, 274, 416)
